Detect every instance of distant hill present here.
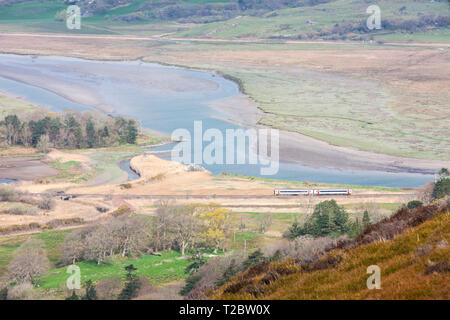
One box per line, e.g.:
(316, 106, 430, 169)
(0, 0, 448, 41)
(212, 198, 450, 299)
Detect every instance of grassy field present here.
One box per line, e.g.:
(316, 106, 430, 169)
(0, 0, 448, 43)
(40, 250, 193, 289)
(177, 0, 449, 39)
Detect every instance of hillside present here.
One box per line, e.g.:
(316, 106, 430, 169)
(0, 0, 448, 42)
(212, 198, 450, 299)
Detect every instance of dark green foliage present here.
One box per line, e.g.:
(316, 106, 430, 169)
(1, 113, 139, 150)
(407, 200, 423, 210)
(118, 264, 141, 300)
(347, 218, 363, 239)
(184, 250, 206, 275)
(362, 210, 371, 227)
(215, 259, 239, 288)
(269, 249, 283, 262)
(433, 178, 450, 200)
(0, 287, 8, 300)
(179, 275, 201, 296)
(126, 120, 138, 144)
(66, 290, 79, 300)
(86, 119, 96, 148)
(285, 200, 351, 238)
(242, 249, 266, 270)
(82, 280, 98, 300)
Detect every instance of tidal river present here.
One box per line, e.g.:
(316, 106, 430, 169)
(0, 54, 435, 187)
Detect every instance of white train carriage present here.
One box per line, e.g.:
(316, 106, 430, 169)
(274, 189, 352, 196)
(312, 189, 352, 196)
(274, 189, 310, 196)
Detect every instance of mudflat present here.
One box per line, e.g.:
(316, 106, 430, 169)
(0, 157, 57, 180)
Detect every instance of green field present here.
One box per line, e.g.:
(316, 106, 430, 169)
(40, 250, 193, 289)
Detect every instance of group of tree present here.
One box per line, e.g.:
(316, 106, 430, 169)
(61, 215, 150, 265)
(0, 110, 139, 151)
(284, 200, 368, 239)
(152, 202, 231, 256)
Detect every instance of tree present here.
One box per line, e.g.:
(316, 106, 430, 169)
(2, 115, 21, 145)
(407, 200, 423, 210)
(433, 178, 450, 200)
(417, 182, 435, 204)
(118, 265, 141, 300)
(6, 239, 50, 285)
(171, 208, 201, 256)
(66, 290, 79, 300)
(284, 200, 350, 238)
(184, 250, 206, 275)
(86, 119, 96, 148)
(179, 275, 201, 296)
(256, 213, 273, 234)
(126, 120, 138, 144)
(0, 287, 8, 300)
(82, 280, 98, 300)
(242, 249, 266, 270)
(36, 134, 50, 153)
(200, 207, 231, 253)
(362, 210, 371, 227)
(215, 259, 239, 288)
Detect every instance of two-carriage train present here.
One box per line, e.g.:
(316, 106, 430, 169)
(274, 189, 352, 196)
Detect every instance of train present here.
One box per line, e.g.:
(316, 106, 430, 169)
(274, 189, 352, 196)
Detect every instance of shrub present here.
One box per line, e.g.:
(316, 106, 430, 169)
(0, 185, 18, 201)
(38, 197, 55, 210)
(407, 200, 423, 210)
(96, 277, 122, 300)
(6, 282, 35, 300)
(110, 205, 132, 217)
(5, 205, 27, 215)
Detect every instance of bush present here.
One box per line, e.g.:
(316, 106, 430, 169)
(0, 185, 18, 201)
(7, 282, 35, 300)
(38, 197, 55, 210)
(110, 205, 132, 217)
(407, 200, 423, 210)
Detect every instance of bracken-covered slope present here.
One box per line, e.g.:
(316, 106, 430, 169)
(212, 199, 450, 299)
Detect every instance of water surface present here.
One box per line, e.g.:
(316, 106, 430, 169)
(0, 54, 434, 187)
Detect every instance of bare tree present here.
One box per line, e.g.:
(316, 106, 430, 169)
(171, 207, 201, 256)
(256, 213, 273, 234)
(417, 182, 435, 204)
(62, 216, 149, 265)
(6, 239, 50, 284)
(36, 134, 50, 153)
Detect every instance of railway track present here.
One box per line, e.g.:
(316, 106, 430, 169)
(32, 193, 416, 200)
